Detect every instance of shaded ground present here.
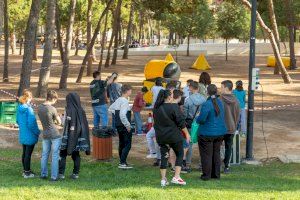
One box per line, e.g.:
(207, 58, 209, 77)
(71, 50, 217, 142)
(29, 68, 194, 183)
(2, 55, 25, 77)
(0, 49, 300, 162)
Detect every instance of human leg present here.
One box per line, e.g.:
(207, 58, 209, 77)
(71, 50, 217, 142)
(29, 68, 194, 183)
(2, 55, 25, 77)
(117, 126, 125, 162)
(41, 139, 51, 177)
(50, 138, 62, 179)
(23, 144, 35, 172)
(99, 104, 109, 127)
(71, 151, 81, 174)
(59, 149, 68, 175)
(134, 112, 143, 135)
(212, 136, 223, 179)
(119, 126, 132, 164)
(224, 134, 234, 169)
(198, 136, 213, 180)
(92, 106, 100, 127)
(146, 127, 157, 155)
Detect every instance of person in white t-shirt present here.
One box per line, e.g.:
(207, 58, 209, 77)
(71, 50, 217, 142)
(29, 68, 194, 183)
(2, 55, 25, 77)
(151, 78, 164, 108)
(182, 79, 193, 98)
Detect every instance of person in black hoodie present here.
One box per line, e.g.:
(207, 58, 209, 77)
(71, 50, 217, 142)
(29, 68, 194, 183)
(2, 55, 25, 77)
(153, 89, 190, 187)
(59, 93, 91, 180)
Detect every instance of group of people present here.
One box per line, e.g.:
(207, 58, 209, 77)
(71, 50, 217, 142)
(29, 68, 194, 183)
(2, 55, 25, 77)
(16, 69, 247, 187)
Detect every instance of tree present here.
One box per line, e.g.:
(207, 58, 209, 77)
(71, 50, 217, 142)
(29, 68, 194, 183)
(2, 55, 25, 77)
(98, 8, 109, 72)
(111, 0, 122, 65)
(55, 3, 64, 62)
(3, 0, 9, 82)
(36, 0, 56, 97)
(216, 2, 249, 61)
(59, 0, 77, 89)
(122, 0, 134, 59)
(18, 0, 42, 96)
(86, 0, 93, 76)
(241, 0, 292, 84)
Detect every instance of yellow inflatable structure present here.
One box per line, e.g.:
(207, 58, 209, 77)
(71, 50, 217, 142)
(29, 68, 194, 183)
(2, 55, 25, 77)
(165, 53, 175, 62)
(191, 54, 211, 70)
(143, 60, 181, 104)
(267, 56, 290, 68)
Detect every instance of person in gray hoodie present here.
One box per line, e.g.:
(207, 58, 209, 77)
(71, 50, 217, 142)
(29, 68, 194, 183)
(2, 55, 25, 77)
(183, 81, 206, 172)
(220, 80, 240, 174)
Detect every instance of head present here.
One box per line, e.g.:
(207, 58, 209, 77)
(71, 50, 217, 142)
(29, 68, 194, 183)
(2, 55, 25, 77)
(66, 93, 81, 109)
(46, 90, 58, 105)
(19, 90, 33, 104)
(121, 84, 132, 97)
(154, 89, 172, 109)
(93, 71, 100, 80)
(141, 86, 148, 94)
(111, 72, 118, 82)
(173, 89, 183, 104)
(189, 81, 199, 94)
(207, 84, 220, 116)
(166, 81, 177, 92)
(199, 72, 211, 86)
(221, 80, 233, 94)
(155, 78, 163, 87)
(236, 80, 244, 91)
(186, 79, 193, 87)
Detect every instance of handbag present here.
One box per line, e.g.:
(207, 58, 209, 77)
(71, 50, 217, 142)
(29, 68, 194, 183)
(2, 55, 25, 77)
(190, 105, 200, 144)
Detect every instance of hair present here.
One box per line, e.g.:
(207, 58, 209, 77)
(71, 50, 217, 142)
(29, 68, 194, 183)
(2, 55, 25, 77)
(236, 80, 244, 91)
(141, 86, 148, 93)
(173, 89, 183, 100)
(93, 71, 100, 79)
(199, 72, 211, 86)
(189, 81, 199, 90)
(221, 80, 233, 91)
(154, 89, 172, 109)
(207, 84, 220, 116)
(166, 81, 177, 90)
(112, 72, 118, 82)
(46, 90, 58, 101)
(121, 84, 132, 94)
(187, 79, 193, 84)
(19, 90, 32, 104)
(155, 78, 163, 86)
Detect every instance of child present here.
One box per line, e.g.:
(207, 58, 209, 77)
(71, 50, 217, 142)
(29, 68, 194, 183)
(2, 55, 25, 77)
(109, 84, 133, 169)
(132, 87, 148, 135)
(220, 80, 240, 174)
(151, 78, 164, 108)
(183, 79, 193, 98)
(233, 80, 247, 135)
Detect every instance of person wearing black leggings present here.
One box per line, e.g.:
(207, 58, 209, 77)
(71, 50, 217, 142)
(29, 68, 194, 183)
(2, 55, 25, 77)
(153, 89, 190, 187)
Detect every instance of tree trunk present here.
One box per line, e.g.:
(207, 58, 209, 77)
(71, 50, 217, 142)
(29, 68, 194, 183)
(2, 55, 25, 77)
(19, 38, 23, 55)
(284, 0, 297, 70)
(111, 0, 122, 65)
(32, 39, 38, 61)
(168, 31, 172, 45)
(74, 28, 80, 56)
(10, 31, 17, 55)
(59, 0, 77, 89)
(76, 0, 114, 83)
(86, 0, 93, 76)
(241, 0, 292, 84)
(18, 0, 42, 96)
(267, 0, 281, 74)
(104, 26, 115, 68)
(55, 4, 64, 62)
(157, 21, 161, 46)
(122, 1, 134, 59)
(138, 10, 143, 44)
(98, 9, 109, 73)
(187, 35, 190, 57)
(225, 38, 228, 61)
(36, 0, 56, 97)
(3, 0, 9, 82)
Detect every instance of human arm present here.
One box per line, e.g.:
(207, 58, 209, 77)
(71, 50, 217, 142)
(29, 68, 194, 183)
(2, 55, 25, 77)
(181, 127, 190, 143)
(196, 103, 209, 124)
(106, 73, 118, 85)
(27, 107, 40, 136)
(120, 101, 131, 131)
(108, 101, 117, 114)
(53, 108, 62, 126)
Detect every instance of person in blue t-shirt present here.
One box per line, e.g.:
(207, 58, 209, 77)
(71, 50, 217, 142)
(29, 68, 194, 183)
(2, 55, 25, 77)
(233, 80, 247, 135)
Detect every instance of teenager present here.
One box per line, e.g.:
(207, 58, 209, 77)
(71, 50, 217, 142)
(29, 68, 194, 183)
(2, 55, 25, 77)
(233, 80, 247, 135)
(183, 81, 206, 172)
(220, 80, 240, 174)
(17, 90, 40, 178)
(153, 89, 190, 186)
(59, 93, 91, 179)
(197, 84, 227, 181)
(182, 79, 193, 98)
(132, 87, 148, 135)
(199, 72, 211, 98)
(108, 84, 133, 169)
(90, 71, 117, 128)
(38, 90, 62, 181)
(150, 78, 164, 108)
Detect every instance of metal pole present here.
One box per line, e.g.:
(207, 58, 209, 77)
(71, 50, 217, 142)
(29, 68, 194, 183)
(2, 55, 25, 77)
(246, 0, 257, 160)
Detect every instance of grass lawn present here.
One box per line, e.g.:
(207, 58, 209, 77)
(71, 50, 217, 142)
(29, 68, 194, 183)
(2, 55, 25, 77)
(0, 148, 300, 200)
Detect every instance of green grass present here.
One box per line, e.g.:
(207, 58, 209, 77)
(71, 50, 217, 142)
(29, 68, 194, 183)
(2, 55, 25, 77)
(0, 148, 300, 200)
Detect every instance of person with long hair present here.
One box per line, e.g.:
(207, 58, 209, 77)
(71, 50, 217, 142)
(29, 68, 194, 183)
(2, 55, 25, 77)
(17, 90, 40, 178)
(59, 93, 91, 180)
(233, 80, 247, 136)
(198, 72, 211, 98)
(196, 84, 227, 181)
(153, 90, 190, 186)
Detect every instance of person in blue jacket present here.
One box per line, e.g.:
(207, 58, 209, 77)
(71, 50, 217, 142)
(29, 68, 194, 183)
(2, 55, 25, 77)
(17, 90, 40, 178)
(196, 84, 227, 181)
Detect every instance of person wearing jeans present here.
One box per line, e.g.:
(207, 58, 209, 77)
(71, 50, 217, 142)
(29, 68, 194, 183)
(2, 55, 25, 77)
(38, 90, 62, 181)
(17, 90, 40, 178)
(90, 71, 117, 127)
(109, 84, 133, 169)
(132, 87, 148, 135)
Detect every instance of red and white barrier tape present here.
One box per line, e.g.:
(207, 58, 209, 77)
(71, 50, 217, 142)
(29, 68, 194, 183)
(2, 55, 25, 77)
(255, 103, 300, 111)
(0, 89, 38, 107)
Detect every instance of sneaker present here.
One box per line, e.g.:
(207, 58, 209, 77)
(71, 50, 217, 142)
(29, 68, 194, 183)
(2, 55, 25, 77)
(161, 179, 169, 187)
(50, 178, 59, 182)
(146, 153, 157, 159)
(181, 166, 190, 174)
(224, 167, 230, 174)
(153, 159, 160, 167)
(40, 176, 48, 180)
(23, 171, 35, 179)
(70, 174, 79, 179)
(58, 174, 65, 180)
(171, 177, 186, 185)
(118, 163, 133, 169)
